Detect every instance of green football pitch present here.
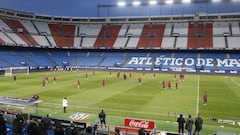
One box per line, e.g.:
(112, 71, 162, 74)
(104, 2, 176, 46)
(0, 70, 239, 134)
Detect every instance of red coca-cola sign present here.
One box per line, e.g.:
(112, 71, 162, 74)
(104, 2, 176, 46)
(124, 118, 155, 129)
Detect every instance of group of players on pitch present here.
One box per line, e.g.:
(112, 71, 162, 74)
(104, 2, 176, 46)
(39, 71, 187, 91)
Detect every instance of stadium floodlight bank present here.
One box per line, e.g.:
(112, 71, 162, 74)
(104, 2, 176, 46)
(4, 67, 29, 76)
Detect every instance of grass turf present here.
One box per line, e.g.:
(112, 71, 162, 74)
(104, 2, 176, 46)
(0, 70, 239, 134)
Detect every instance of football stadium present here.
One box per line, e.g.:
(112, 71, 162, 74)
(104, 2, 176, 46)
(0, 0, 239, 135)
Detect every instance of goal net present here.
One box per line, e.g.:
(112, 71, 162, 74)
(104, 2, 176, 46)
(4, 67, 29, 76)
(0, 96, 41, 114)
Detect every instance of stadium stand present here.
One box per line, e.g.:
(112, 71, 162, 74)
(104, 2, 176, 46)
(0, 8, 239, 135)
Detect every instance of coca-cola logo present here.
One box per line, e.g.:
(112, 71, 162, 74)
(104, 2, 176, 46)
(124, 118, 155, 129)
(129, 120, 149, 128)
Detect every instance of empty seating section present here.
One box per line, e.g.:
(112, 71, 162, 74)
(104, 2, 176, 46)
(127, 24, 144, 48)
(187, 23, 199, 48)
(94, 25, 107, 47)
(227, 37, 240, 48)
(0, 19, 25, 45)
(33, 21, 56, 46)
(113, 24, 128, 48)
(231, 21, 240, 35)
(0, 31, 15, 44)
(50, 51, 73, 65)
(137, 24, 151, 48)
(227, 22, 240, 48)
(175, 37, 188, 48)
(212, 22, 229, 48)
(80, 24, 101, 48)
(0, 51, 27, 67)
(200, 23, 213, 48)
(105, 25, 122, 48)
(161, 37, 175, 48)
(0, 17, 239, 49)
(2, 19, 39, 45)
(48, 24, 75, 47)
(174, 23, 188, 48)
(19, 20, 38, 34)
(151, 24, 165, 48)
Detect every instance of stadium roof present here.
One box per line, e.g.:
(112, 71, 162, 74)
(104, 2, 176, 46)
(0, 0, 240, 17)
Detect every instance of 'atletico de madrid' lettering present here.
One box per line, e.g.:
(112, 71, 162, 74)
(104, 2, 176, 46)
(127, 57, 240, 68)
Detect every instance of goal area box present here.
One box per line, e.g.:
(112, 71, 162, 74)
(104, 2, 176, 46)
(0, 96, 41, 114)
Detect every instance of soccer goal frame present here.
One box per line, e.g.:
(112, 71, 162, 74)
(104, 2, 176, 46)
(4, 66, 30, 76)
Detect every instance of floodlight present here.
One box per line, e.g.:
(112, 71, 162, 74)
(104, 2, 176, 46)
(182, 0, 191, 3)
(117, 1, 126, 6)
(133, 1, 141, 6)
(212, 0, 221, 2)
(165, 0, 174, 4)
(149, 0, 157, 5)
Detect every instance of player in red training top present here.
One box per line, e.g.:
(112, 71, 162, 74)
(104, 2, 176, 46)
(175, 81, 178, 90)
(203, 91, 208, 106)
(102, 79, 106, 86)
(162, 80, 166, 90)
(168, 81, 171, 89)
(77, 79, 80, 88)
(109, 71, 112, 77)
(179, 74, 185, 81)
(53, 75, 57, 84)
(32, 93, 39, 100)
(42, 79, 46, 88)
(45, 75, 49, 83)
(138, 77, 142, 85)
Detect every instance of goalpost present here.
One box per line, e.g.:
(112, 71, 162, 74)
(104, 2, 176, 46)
(4, 67, 29, 76)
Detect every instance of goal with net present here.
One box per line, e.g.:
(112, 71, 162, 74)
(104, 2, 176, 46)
(0, 96, 42, 114)
(4, 67, 29, 76)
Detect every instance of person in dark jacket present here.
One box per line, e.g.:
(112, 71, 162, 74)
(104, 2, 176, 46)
(185, 115, 194, 135)
(98, 109, 106, 128)
(13, 114, 24, 135)
(177, 114, 185, 135)
(54, 121, 64, 135)
(27, 118, 41, 135)
(0, 112, 6, 135)
(193, 113, 203, 135)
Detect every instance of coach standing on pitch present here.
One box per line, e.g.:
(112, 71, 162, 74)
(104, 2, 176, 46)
(62, 97, 68, 113)
(98, 109, 106, 128)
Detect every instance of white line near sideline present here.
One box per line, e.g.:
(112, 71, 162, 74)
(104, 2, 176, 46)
(196, 75, 200, 117)
(230, 78, 240, 87)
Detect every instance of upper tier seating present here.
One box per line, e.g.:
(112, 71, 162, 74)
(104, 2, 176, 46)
(0, 17, 239, 49)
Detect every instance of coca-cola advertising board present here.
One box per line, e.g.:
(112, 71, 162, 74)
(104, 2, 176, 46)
(124, 118, 155, 129)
